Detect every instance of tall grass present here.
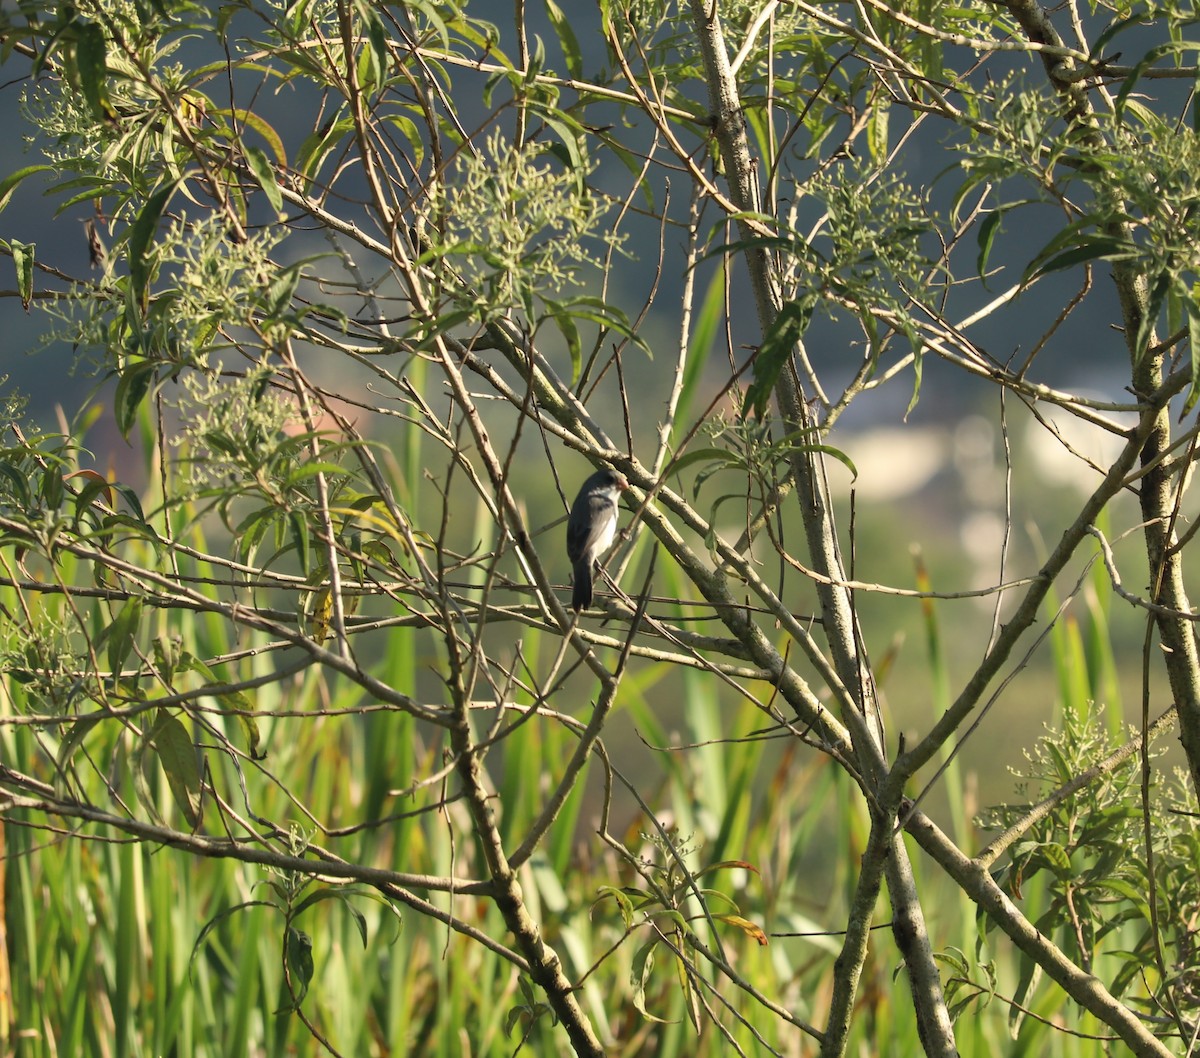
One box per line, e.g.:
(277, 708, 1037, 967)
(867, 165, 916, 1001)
(2, 449, 1160, 1057)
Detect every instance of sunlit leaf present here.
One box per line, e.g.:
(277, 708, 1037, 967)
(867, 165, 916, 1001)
(149, 708, 202, 827)
(76, 22, 115, 120)
(546, 0, 583, 77)
(128, 181, 179, 309)
(0, 165, 51, 215)
(114, 361, 157, 438)
(742, 297, 811, 420)
(245, 145, 283, 218)
(10, 240, 34, 310)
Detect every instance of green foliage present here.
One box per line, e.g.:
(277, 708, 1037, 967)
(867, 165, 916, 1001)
(427, 128, 620, 319)
(980, 698, 1200, 1028)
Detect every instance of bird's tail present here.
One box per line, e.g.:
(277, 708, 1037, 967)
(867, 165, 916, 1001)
(571, 562, 592, 611)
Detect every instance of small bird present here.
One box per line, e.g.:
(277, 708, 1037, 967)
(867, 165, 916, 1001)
(566, 468, 629, 611)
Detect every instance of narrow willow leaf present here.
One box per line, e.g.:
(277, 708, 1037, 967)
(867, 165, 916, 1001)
(149, 709, 202, 827)
(0, 165, 51, 215)
(76, 22, 115, 120)
(217, 687, 263, 760)
(128, 182, 179, 309)
(295, 117, 354, 189)
(713, 913, 768, 945)
(211, 107, 287, 164)
(1185, 297, 1200, 416)
(309, 585, 333, 643)
(630, 940, 673, 1023)
(105, 596, 142, 677)
(976, 208, 1003, 280)
(545, 0, 583, 77)
(1009, 957, 1042, 1039)
(867, 96, 889, 163)
(280, 926, 314, 1011)
(292, 888, 370, 947)
(675, 269, 727, 433)
(57, 714, 103, 773)
(0, 460, 31, 507)
(11, 240, 33, 309)
(742, 298, 811, 420)
(114, 361, 157, 438)
(245, 145, 283, 217)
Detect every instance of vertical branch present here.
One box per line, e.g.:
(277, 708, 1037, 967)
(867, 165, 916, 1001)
(445, 660, 605, 1056)
(280, 340, 351, 660)
(821, 809, 890, 1057)
(682, 5, 957, 1054)
(683, 1, 867, 719)
(1001, 0, 1200, 803)
(426, 418, 608, 1053)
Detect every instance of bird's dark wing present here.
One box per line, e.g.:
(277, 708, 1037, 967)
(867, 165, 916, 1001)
(567, 492, 616, 565)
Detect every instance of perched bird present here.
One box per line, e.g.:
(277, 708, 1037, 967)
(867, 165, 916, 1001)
(566, 468, 629, 611)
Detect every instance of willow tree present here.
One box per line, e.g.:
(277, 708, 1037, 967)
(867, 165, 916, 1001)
(1, 1, 1198, 1056)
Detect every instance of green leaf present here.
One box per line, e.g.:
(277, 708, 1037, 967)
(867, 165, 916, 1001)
(290, 510, 311, 574)
(69, 469, 114, 528)
(867, 95, 889, 163)
(742, 297, 811, 420)
(533, 105, 587, 193)
(57, 714, 103, 774)
(355, 0, 389, 92)
(292, 888, 370, 947)
(210, 108, 287, 165)
(217, 686, 263, 760)
(263, 262, 302, 320)
(104, 597, 143, 678)
(0, 460, 31, 508)
(901, 319, 924, 420)
(805, 443, 858, 480)
(630, 939, 674, 1024)
(11, 240, 34, 310)
(540, 295, 649, 356)
(1022, 219, 1135, 285)
(149, 708, 202, 827)
(545, 0, 583, 77)
(281, 926, 315, 1011)
(542, 296, 582, 381)
(594, 885, 636, 928)
(674, 268, 727, 438)
(976, 208, 1003, 280)
(39, 463, 63, 510)
(0, 165, 51, 215)
(189, 900, 278, 980)
(295, 117, 354, 190)
(128, 181, 179, 309)
(76, 22, 115, 120)
(1187, 296, 1200, 417)
(1009, 957, 1041, 1039)
(114, 361, 157, 438)
(1091, 9, 1149, 58)
(1133, 270, 1171, 363)
(1031, 239, 1135, 279)
(1030, 840, 1072, 878)
(245, 145, 283, 218)
(380, 113, 424, 168)
(669, 447, 737, 480)
(112, 482, 148, 526)
(1115, 43, 1176, 118)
